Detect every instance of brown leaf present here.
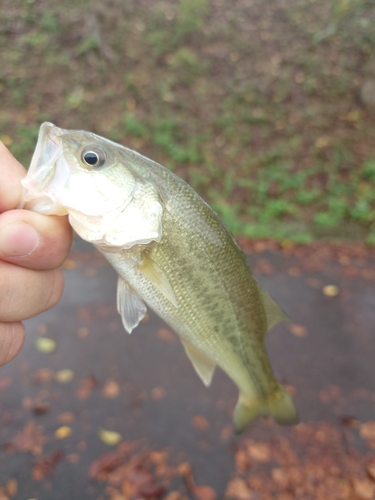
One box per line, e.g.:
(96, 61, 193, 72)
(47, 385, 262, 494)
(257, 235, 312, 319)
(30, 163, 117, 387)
(10, 421, 46, 455)
(102, 379, 120, 398)
(225, 478, 252, 500)
(288, 324, 307, 338)
(0, 377, 12, 390)
(367, 460, 375, 480)
(3, 479, 17, 498)
(192, 415, 209, 430)
(89, 443, 134, 480)
(32, 450, 63, 481)
(157, 328, 175, 342)
(58, 412, 76, 424)
(32, 368, 54, 383)
(352, 479, 375, 499)
(32, 403, 51, 415)
(76, 376, 98, 399)
(246, 442, 271, 463)
(193, 485, 217, 500)
(151, 387, 166, 400)
(360, 422, 375, 441)
(235, 450, 252, 472)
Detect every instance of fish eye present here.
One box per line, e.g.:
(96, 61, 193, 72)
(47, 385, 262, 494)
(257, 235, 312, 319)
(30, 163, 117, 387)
(81, 147, 106, 168)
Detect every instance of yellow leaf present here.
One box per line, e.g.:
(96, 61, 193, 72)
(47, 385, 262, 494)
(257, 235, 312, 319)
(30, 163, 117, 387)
(35, 337, 56, 353)
(55, 426, 72, 439)
(0, 135, 13, 146)
(322, 285, 339, 297)
(98, 429, 122, 446)
(55, 369, 74, 383)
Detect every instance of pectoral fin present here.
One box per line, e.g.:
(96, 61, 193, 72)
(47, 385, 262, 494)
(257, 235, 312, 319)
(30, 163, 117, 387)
(139, 256, 178, 308)
(259, 288, 288, 332)
(181, 339, 216, 387)
(117, 277, 147, 334)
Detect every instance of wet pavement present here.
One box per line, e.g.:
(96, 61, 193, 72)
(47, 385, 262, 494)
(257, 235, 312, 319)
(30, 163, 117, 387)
(0, 238, 375, 500)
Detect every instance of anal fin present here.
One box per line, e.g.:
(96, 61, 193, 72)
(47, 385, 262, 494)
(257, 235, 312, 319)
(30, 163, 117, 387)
(139, 255, 178, 308)
(117, 277, 147, 334)
(181, 339, 216, 387)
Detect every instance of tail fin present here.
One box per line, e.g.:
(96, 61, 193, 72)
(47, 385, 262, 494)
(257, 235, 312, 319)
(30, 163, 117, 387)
(233, 385, 298, 434)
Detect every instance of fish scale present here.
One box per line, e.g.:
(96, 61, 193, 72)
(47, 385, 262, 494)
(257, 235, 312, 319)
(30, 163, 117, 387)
(21, 122, 298, 433)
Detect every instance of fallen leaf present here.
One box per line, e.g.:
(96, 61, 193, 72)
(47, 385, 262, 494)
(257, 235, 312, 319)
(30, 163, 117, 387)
(360, 422, 375, 441)
(151, 387, 166, 400)
(225, 478, 252, 500)
(315, 136, 331, 148)
(220, 424, 232, 442)
(287, 267, 301, 277)
(102, 379, 120, 398)
(55, 369, 74, 383)
(89, 446, 131, 479)
(77, 376, 98, 399)
(99, 429, 122, 446)
(32, 368, 54, 383)
(322, 285, 339, 297)
(77, 326, 89, 338)
(352, 479, 375, 499)
(106, 487, 127, 500)
(32, 450, 63, 481)
(4, 479, 17, 497)
(67, 453, 79, 463)
(288, 324, 307, 337)
(235, 450, 252, 472)
(0, 134, 12, 146)
(0, 377, 12, 390)
(367, 460, 375, 479)
(32, 403, 51, 415)
(37, 324, 47, 335)
(157, 328, 175, 342)
(55, 426, 72, 439)
(62, 259, 76, 270)
(246, 442, 270, 463)
(35, 337, 56, 354)
(192, 415, 210, 430)
(58, 412, 75, 424)
(164, 493, 186, 500)
(193, 485, 217, 500)
(10, 421, 45, 455)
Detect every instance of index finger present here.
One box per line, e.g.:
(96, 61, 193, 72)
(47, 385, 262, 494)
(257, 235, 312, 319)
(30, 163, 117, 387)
(0, 141, 26, 213)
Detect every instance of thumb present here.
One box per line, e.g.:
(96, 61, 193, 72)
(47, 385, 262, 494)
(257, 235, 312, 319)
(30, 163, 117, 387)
(0, 322, 25, 367)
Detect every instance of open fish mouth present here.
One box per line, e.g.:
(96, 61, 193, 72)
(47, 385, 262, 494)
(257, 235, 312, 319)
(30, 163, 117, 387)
(20, 122, 70, 215)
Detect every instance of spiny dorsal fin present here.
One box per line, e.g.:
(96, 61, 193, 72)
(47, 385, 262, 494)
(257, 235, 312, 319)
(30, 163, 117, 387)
(181, 339, 216, 387)
(259, 288, 288, 332)
(138, 255, 178, 308)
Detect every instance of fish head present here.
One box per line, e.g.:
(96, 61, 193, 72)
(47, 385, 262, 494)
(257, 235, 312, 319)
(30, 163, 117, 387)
(21, 122, 163, 250)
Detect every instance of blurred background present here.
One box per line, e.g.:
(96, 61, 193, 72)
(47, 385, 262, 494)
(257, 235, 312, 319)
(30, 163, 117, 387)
(1, 0, 375, 244)
(1, 1, 375, 499)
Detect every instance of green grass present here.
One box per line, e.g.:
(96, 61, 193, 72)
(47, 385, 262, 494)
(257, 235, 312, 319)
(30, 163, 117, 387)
(1, 0, 375, 244)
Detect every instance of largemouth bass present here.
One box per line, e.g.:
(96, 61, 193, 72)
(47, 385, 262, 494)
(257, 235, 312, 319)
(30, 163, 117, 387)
(21, 122, 298, 433)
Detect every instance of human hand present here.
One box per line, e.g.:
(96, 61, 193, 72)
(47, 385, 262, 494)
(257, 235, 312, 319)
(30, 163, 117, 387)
(0, 141, 72, 366)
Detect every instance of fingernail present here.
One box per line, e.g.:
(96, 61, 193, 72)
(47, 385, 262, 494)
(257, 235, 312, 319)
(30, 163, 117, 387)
(0, 221, 40, 257)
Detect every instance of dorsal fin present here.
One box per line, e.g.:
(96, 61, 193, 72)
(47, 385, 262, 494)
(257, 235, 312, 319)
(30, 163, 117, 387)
(259, 288, 288, 333)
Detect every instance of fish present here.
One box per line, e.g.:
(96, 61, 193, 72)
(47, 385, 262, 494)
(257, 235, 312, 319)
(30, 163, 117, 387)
(21, 122, 298, 433)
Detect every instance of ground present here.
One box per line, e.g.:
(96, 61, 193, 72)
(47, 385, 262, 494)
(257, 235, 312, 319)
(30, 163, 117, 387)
(1, 0, 375, 242)
(0, 239, 374, 499)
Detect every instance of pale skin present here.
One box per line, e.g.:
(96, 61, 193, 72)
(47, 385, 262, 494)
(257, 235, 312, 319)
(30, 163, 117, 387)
(0, 141, 72, 366)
